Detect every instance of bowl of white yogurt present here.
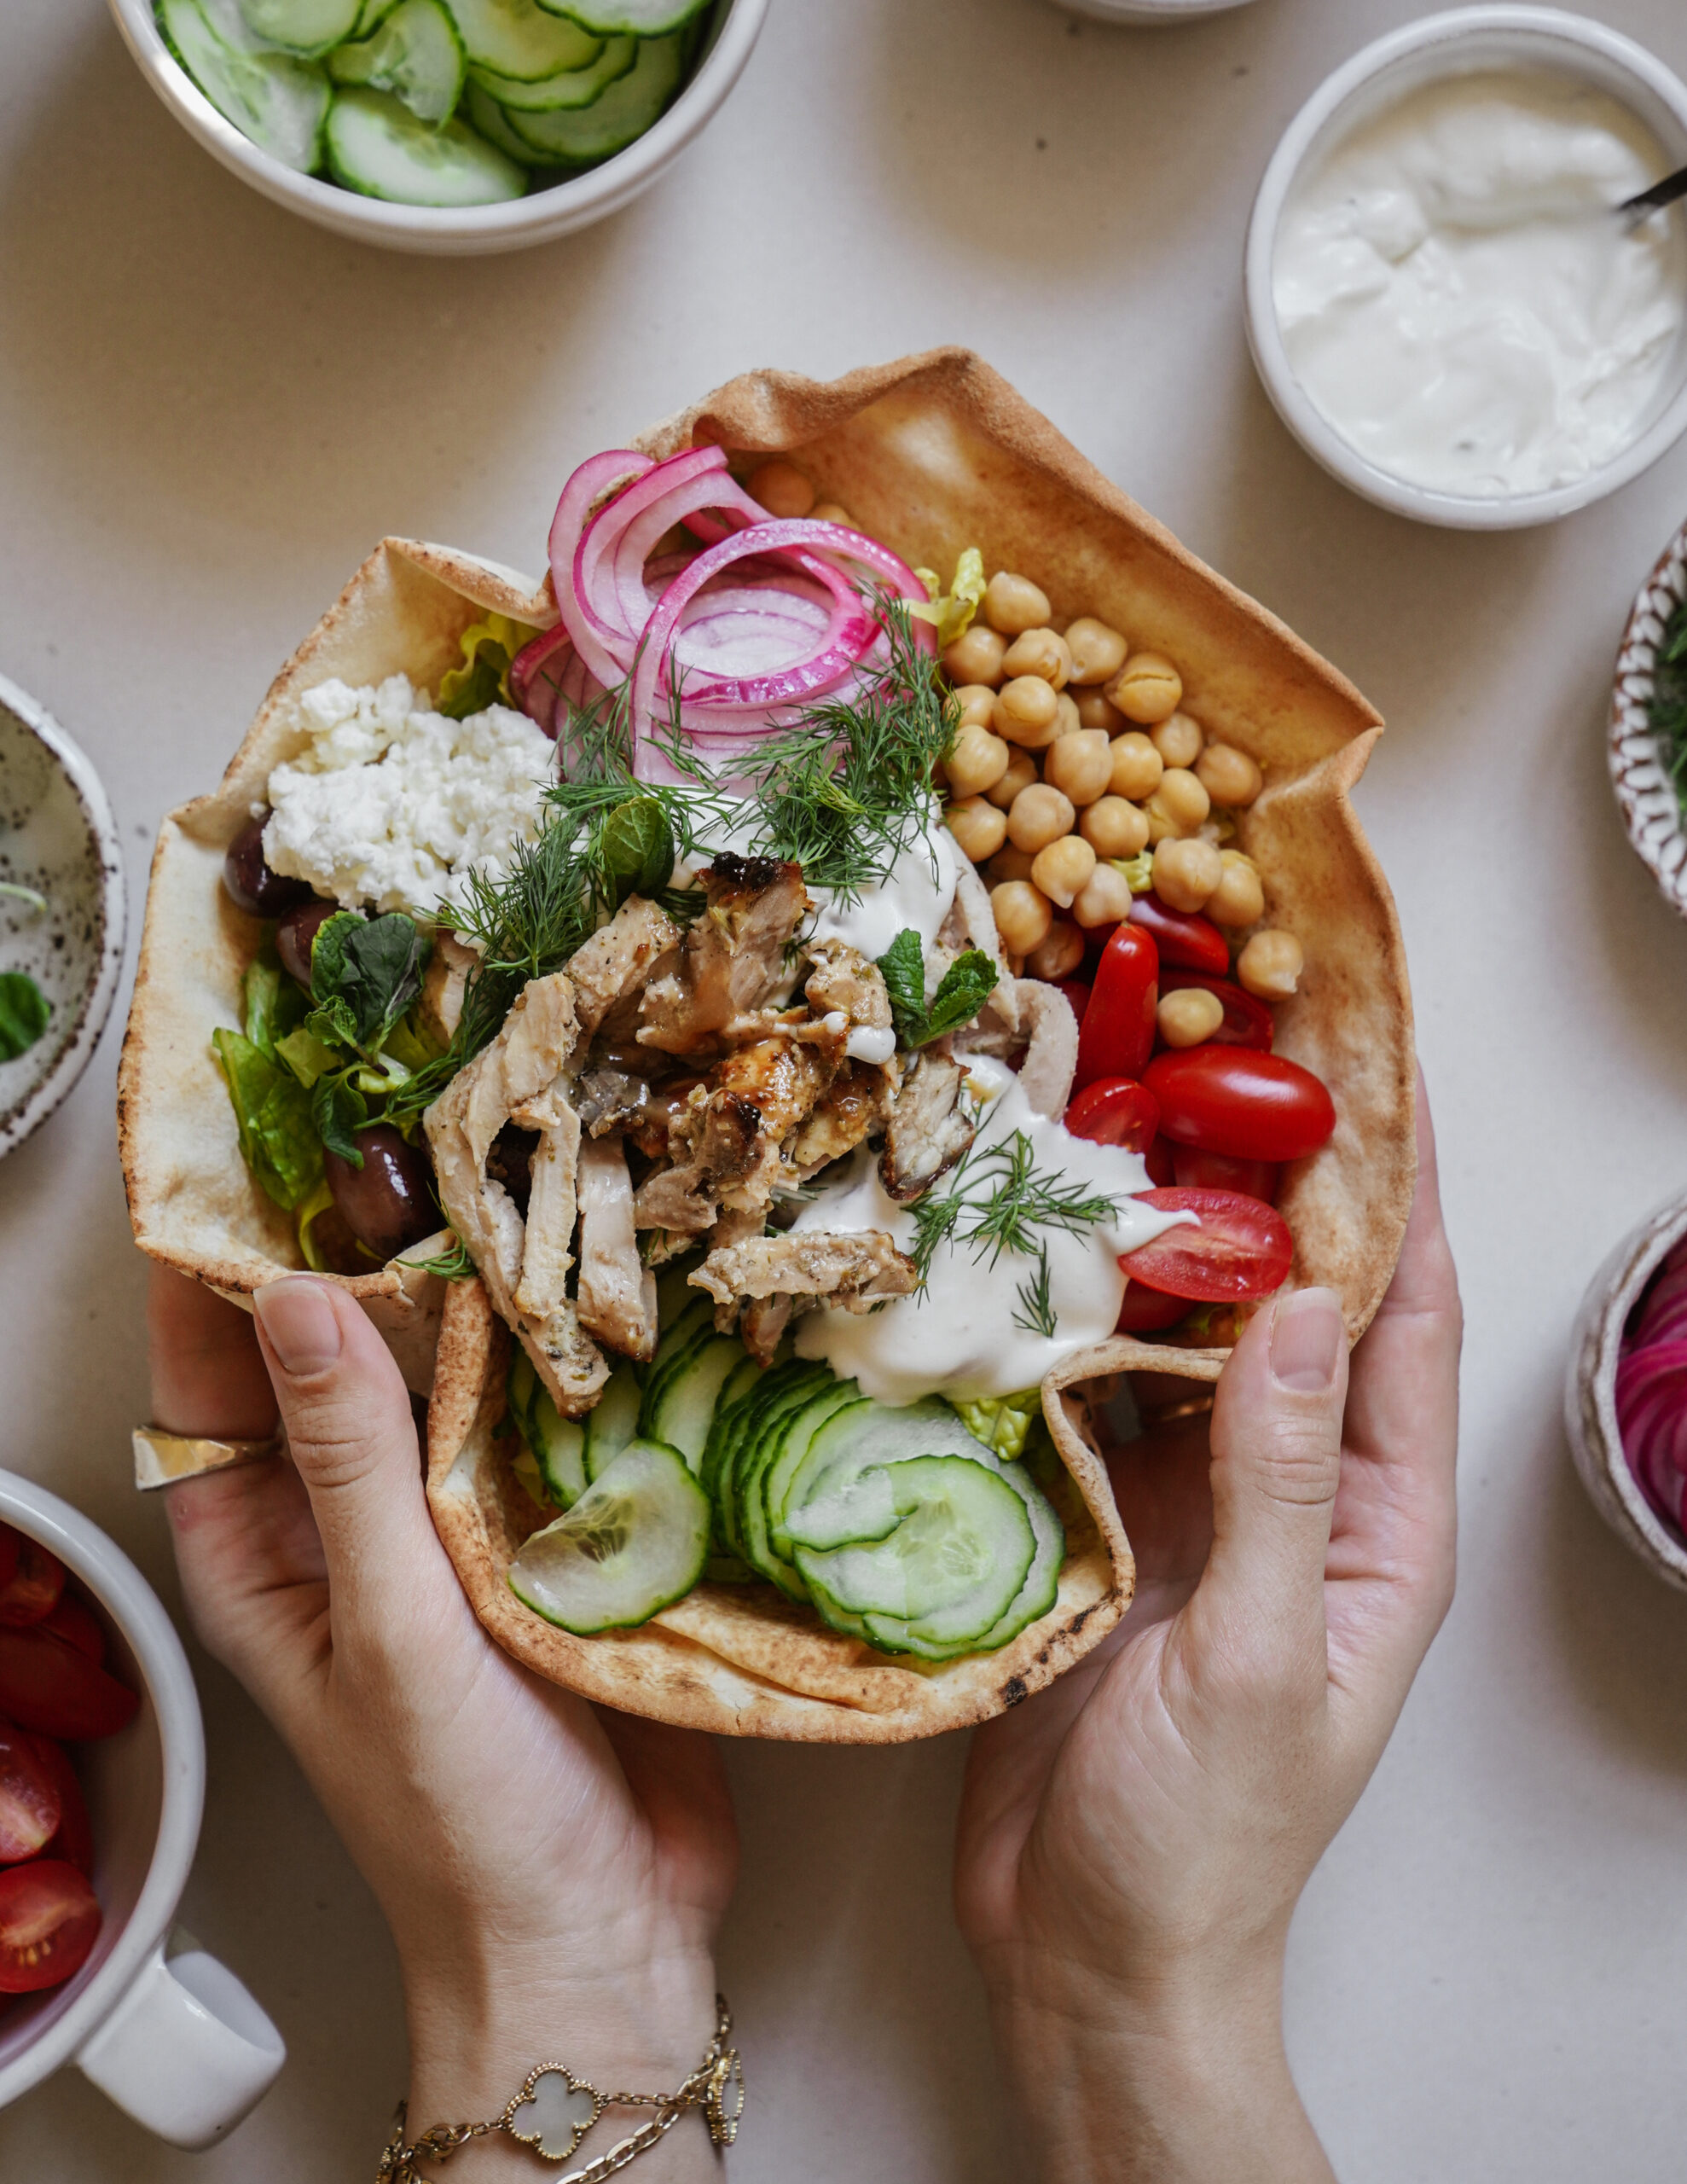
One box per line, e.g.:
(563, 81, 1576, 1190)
(1244, 8, 1687, 528)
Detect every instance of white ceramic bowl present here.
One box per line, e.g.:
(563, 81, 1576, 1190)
(1244, 7, 1687, 530)
(1609, 519, 1687, 917)
(1052, 0, 1259, 21)
(0, 1470, 285, 2144)
(1565, 1188, 1687, 1589)
(0, 676, 125, 1164)
(107, 0, 768, 256)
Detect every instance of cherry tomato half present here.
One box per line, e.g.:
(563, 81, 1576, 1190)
(1145, 1135, 1176, 1187)
(41, 1593, 105, 1667)
(0, 1630, 139, 1742)
(0, 1539, 66, 1630)
(1075, 924, 1158, 1091)
(1158, 970, 1273, 1052)
(0, 1860, 101, 1993)
(1128, 892, 1230, 977)
(1116, 1282, 1193, 1334)
(23, 1737, 92, 1876)
(1121, 1187, 1294, 1302)
(1144, 1047, 1336, 1163)
(1065, 1077, 1161, 1154)
(1171, 1143, 1281, 1205)
(0, 1719, 60, 1864)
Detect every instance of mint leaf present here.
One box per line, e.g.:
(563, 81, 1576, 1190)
(312, 1072, 368, 1167)
(918, 949, 998, 1045)
(212, 1029, 322, 1210)
(310, 911, 430, 1055)
(875, 928, 928, 1045)
(0, 972, 50, 1061)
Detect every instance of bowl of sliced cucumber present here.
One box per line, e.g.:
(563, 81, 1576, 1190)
(107, 0, 768, 253)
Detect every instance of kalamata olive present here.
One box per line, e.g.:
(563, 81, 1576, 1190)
(323, 1127, 439, 1262)
(276, 899, 340, 990)
(223, 814, 311, 918)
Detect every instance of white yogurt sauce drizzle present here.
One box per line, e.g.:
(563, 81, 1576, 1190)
(1273, 72, 1687, 497)
(791, 1056, 1187, 1403)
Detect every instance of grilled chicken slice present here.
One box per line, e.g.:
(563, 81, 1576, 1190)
(789, 1059, 886, 1174)
(803, 938, 894, 1063)
(690, 1230, 917, 1316)
(633, 1089, 762, 1234)
(637, 855, 809, 1056)
(418, 930, 478, 1047)
(878, 1051, 977, 1204)
(566, 897, 679, 1052)
(932, 859, 1018, 1037)
(575, 1136, 658, 1362)
(425, 972, 607, 1416)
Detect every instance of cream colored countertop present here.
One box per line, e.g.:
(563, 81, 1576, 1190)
(5, 0, 1687, 2174)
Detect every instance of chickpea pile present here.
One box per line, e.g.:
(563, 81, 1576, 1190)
(937, 569, 1304, 1024)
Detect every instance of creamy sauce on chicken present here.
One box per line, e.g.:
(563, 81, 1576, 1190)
(791, 1058, 1187, 1403)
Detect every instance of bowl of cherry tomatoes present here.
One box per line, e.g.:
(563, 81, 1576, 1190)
(0, 1472, 284, 2145)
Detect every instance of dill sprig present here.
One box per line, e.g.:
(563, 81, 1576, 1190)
(401, 1231, 476, 1281)
(1012, 1245, 1058, 1339)
(1649, 595, 1687, 817)
(909, 1130, 1123, 1287)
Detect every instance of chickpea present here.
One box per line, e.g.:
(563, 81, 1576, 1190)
(983, 571, 1052, 636)
(987, 748, 1039, 810)
(1143, 768, 1211, 842)
(1151, 711, 1203, 769)
(1007, 782, 1077, 853)
(951, 683, 998, 732)
(1207, 850, 1265, 928)
(994, 675, 1061, 749)
(1107, 650, 1183, 725)
(1108, 731, 1163, 801)
(1076, 688, 1126, 734)
(748, 461, 815, 519)
(1238, 929, 1305, 1000)
(1053, 691, 1081, 737)
(1028, 921, 1085, 983)
(1071, 860, 1135, 930)
(992, 880, 1054, 956)
(946, 724, 1012, 799)
(987, 845, 1038, 886)
(1157, 988, 1226, 1048)
(1152, 836, 1223, 914)
(810, 501, 854, 528)
(945, 624, 1007, 688)
(1080, 795, 1151, 860)
(1001, 627, 1072, 689)
(1043, 729, 1113, 808)
(1031, 834, 1097, 909)
(944, 796, 1008, 864)
(1196, 741, 1264, 808)
(1064, 616, 1128, 687)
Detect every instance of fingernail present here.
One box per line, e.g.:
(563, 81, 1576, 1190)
(1270, 1288, 1342, 1393)
(254, 1280, 343, 1377)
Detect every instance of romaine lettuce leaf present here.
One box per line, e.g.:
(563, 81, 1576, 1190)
(212, 1029, 323, 1210)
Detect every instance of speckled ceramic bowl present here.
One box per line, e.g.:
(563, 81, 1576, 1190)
(1565, 1187, 1687, 1589)
(0, 676, 126, 1161)
(1610, 521, 1687, 915)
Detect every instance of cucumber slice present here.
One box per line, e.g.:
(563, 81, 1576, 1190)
(239, 0, 360, 57)
(528, 1387, 587, 1507)
(718, 1352, 763, 1413)
(711, 1362, 826, 1560)
(512, 1442, 550, 1507)
(328, 0, 464, 122)
(959, 1467, 1064, 1656)
(509, 1439, 708, 1633)
(583, 1360, 641, 1482)
(646, 1334, 748, 1473)
(468, 32, 635, 110)
(354, 0, 403, 29)
(536, 0, 706, 35)
(443, 0, 600, 79)
(326, 87, 527, 204)
(775, 1398, 991, 1559)
(739, 1384, 863, 1600)
(159, 0, 330, 171)
(795, 1458, 1035, 1639)
(506, 1345, 539, 1444)
(503, 28, 686, 161)
(462, 83, 549, 164)
(637, 1298, 715, 1433)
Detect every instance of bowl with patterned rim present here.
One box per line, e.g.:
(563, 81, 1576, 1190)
(0, 675, 127, 1161)
(1611, 523, 1687, 914)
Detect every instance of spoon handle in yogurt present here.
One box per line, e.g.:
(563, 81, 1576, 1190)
(1620, 162, 1687, 224)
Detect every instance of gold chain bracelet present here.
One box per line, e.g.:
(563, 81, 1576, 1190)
(376, 1997, 743, 2181)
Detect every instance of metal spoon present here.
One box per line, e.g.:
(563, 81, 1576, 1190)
(1620, 163, 1687, 225)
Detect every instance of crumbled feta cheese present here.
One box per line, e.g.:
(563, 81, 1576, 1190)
(263, 676, 554, 921)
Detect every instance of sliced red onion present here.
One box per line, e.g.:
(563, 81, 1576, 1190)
(1616, 1339, 1687, 1523)
(508, 624, 571, 737)
(550, 450, 653, 688)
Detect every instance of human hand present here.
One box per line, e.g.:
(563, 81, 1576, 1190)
(954, 1081, 1460, 2182)
(150, 1269, 737, 2177)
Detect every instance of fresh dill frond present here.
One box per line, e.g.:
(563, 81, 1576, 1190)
(911, 1130, 1122, 1287)
(401, 1232, 476, 1281)
(1012, 1246, 1058, 1339)
(1649, 594, 1687, 817)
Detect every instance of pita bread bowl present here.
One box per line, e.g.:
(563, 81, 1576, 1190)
(119, 350, 1413, 1743)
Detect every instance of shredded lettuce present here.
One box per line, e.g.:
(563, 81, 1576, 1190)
(1111, 852, 1156, 895)
(912, 549, 987, 651)
(295, 1178, 338, 1271)
(437, 613, 538, 719)
(213, 1029, 323, 1210)
(949, 1388, 1043, 1460)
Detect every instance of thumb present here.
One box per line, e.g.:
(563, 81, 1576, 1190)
(252, 1277, 441, 1626)
(1188, 1287, 1349, 1668)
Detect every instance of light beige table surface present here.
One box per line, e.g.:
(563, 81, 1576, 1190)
(5, 0, 1687, 2174)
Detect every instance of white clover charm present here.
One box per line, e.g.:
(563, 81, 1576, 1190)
(507, 2067, 600, 2161)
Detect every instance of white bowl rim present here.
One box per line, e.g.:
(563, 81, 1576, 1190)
(1243, 5, 1687, 531)
(0, 675, 127, 1165)
(0, 1470, 206, 2107)
(106, 0, 769, 254)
